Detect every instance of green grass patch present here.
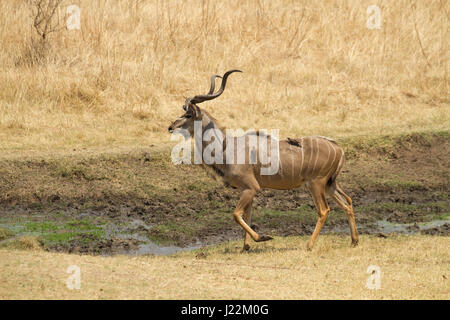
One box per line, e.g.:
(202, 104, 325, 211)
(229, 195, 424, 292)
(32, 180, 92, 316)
(23, 221, 59, 233)
(43, 230, 104, 245)
(10, 219, 106, 246)
(0, 227, 14, 241)
(432, 212, 450, 221)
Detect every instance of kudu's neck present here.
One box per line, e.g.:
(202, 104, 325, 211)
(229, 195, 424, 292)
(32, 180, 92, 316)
(200, 110, 226, 135)
(194, 109, 227, 166)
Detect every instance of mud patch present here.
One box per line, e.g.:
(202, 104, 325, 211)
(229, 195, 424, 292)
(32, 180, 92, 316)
(421, 223, 450, 236)
(49, 236, 141, 255)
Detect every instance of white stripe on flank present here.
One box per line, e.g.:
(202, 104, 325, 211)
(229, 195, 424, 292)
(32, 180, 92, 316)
(323, 140, 331, 173)
(289, 144, 294, 183)
(278, 147, 283, 177)
(312, 137, 320, 174)
(299, 138, 304, 178)
(307, 137, 314, 178)
(326, 141, 337, 179)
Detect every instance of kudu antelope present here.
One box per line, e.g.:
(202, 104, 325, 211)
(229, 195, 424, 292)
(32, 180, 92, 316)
(168, 70, 358, 251)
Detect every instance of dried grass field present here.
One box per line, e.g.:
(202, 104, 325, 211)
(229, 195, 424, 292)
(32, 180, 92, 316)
(0, 0, 448, 155)
(0, 0, 448, 300)
(1, 235, 449, 299)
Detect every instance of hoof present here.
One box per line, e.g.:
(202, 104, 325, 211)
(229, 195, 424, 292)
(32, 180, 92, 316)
(256, 235, 273, 242)
(306, 242, 313, 251)
(351, 240, 359, 247)
(242, 244, 251, 252)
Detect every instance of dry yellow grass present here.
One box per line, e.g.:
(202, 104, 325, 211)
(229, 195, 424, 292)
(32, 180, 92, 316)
(0, 235, 448, 299)
(0, 0, 448, 156)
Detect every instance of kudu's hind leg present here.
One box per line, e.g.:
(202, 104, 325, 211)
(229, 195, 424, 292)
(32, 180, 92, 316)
(331, 185, 359, 246)
(234, 189, 273, 250)
(306, 180, 331, 251)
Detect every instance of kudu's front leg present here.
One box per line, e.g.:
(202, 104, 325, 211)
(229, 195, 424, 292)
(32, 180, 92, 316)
(242, 200, 253, 252)
(306, 180, 331, 251)
(234, 189, 273, 251)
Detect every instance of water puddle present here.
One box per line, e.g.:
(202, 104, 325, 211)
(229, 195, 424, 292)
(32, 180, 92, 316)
(2, 216, 448, 256)
(0, 219, 203, 256)
(129, 241, 202, 256)
(102, 219, 203, 256)
(376, 219, 449, 234)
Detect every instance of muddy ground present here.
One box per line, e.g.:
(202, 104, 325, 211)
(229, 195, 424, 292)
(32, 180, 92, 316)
(0, 132, 448, 254)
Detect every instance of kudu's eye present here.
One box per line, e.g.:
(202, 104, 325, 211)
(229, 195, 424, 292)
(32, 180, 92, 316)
(183, 105, 188, 111)
(185, 114, 192, 119)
